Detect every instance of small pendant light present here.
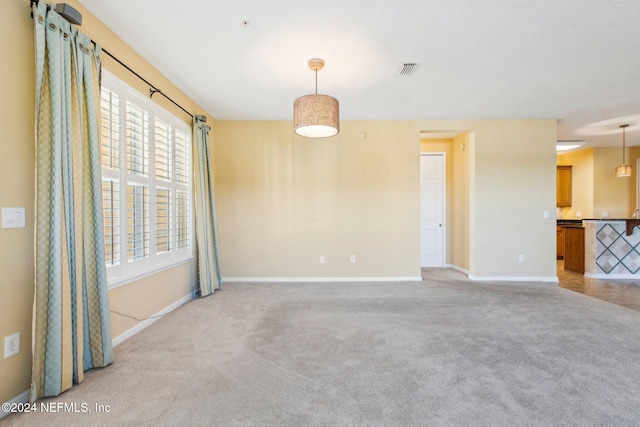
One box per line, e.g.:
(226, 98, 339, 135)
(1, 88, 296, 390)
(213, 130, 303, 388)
(293, 58, 339, 138)
(615, 124, 632, 177)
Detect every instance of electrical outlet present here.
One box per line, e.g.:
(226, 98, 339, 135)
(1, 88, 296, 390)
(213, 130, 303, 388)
(320, 256, 325, 264)
(602, 211, 609, 218)
(518, 254, 525, 263)
(350, 255, 356, 263)
(4, 333, 20, 359)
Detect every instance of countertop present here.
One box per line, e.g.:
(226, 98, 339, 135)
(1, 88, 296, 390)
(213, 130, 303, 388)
(582, 218, 633, 221)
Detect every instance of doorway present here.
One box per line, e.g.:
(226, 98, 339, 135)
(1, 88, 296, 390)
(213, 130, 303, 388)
(420, 153, 445, 267)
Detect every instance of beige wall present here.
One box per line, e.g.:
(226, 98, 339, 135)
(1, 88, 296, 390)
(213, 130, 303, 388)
(216, 121, 421, 278)
(557, 147, 640, 219)
(452, 133, 471, 271)
(459, 120, 557, 278)
(1, 0, 208, 404)
(593, 147, 637, 218)
(215, 119, 557, 280)
(0, 0, 34, 405)
(633, 147, 640, 211)
(557, 148, 594, 218)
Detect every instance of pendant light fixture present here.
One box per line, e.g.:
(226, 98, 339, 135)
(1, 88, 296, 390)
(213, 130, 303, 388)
(615, 124, 632, 177)
(293, 58, 339, 138)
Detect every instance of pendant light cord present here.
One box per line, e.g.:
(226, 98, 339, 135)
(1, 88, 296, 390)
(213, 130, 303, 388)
(622, 124, 628, 163)
(623, 127, 625, 163)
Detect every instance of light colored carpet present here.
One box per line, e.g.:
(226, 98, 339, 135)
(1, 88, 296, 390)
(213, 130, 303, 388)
(4, 269, 640, 426)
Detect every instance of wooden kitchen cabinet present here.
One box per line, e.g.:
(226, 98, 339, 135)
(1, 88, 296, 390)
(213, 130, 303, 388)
(563, 226, 585, 273)
(557, 166, 572, 207)
(556, 226, 564, 260)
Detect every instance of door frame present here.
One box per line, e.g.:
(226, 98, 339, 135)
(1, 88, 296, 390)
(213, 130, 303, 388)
(420, 152, 446, 267)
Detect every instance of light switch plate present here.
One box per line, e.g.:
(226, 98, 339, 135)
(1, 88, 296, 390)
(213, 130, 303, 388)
(2, 207, 25, 228)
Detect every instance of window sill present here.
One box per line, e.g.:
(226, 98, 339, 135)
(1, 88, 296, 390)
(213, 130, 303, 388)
(107, 256, 195, 290)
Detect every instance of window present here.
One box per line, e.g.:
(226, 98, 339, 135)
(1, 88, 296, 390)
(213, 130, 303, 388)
(100, 70, 192, 287)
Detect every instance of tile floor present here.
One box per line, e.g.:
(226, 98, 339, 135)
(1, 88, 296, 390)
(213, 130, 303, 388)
(557, 260, 640, 311)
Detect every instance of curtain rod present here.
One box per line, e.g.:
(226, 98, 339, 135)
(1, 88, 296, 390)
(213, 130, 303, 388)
(99, 47, 195, 120)
(30, 0, 206, 122)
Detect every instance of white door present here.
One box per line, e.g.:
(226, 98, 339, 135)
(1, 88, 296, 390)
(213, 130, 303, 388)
(420, 154, 445, 267)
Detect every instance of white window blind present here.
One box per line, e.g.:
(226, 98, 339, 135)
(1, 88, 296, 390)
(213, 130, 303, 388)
(175, 129, 189, 185)
(156, 187, 171, 254)
(125, 101, 149, 176)
(176, 189, 189, 250)
(100, 89, 120, 170)
(155, 118, 172, 181)
(102, 179, 121, 267)
(127, 183, 149, 261)
(175, 127, 190, 251)
(100, 70, 193, 288)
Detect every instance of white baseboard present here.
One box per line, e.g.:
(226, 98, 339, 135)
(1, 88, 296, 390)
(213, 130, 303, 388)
(427, 265, 557, 283)
(112, 293, 194, 347)
(450, 265, 470, 276)
(1, 390, 30, 419)
(468, 275, 559, 283)
(223, 276, 422, 283)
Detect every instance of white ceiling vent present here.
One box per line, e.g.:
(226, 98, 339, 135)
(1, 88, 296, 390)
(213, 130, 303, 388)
(399, 63, 418, 76)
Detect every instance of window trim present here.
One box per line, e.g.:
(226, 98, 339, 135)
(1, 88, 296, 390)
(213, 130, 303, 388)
(107, 256, 194, 291)
(100, 69, 194, 289)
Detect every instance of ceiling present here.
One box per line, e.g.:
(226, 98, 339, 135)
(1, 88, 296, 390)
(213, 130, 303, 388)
(78, 0, 640, 148)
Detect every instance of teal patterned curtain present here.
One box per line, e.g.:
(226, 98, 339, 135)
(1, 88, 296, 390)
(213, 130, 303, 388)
(32, 2, 113, 400)
(193, 117, 222, 296)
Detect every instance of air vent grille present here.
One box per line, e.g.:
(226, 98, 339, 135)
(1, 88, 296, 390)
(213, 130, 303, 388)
(399, 63, 418, 76)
